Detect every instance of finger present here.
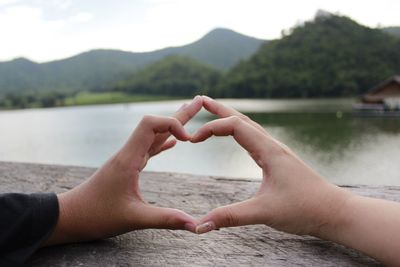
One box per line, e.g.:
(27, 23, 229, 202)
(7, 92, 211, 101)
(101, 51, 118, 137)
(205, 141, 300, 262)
(149, 96, 203, 156)
(175, 95, 203, 124)
(150, 138, 177, 157)
(195, 198, 261, 234)
(122, 115, 190, 162)
(202, 95, 243, 118)
(142, 206, 197, 233)
(202, 95, 267, 134)
(191, 116, 278, 167)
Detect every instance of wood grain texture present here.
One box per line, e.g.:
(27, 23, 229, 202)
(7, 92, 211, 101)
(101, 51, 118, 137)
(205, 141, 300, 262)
(0, 161, 395, 266)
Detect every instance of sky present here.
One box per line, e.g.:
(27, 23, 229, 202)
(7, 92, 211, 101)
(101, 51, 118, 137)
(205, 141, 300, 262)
(0, 0, 399, 62)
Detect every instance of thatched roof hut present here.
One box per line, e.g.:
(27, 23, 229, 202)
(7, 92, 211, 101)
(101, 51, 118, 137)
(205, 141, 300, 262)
(362, 76, 400, 104)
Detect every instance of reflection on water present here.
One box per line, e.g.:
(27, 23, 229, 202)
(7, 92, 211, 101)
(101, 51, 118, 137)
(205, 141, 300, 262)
(0, 98, 399, 186)
(244, 111, 400, 186)
(248, 112, 400, 151)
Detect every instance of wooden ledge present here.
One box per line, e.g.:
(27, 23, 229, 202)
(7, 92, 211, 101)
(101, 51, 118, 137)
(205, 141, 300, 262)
(0, 162, 391, 266)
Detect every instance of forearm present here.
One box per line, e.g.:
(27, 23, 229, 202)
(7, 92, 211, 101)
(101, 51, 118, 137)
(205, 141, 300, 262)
(45, 181, 127, 246)
(0, 193, 59, 264)
(318, 194, 400, 266)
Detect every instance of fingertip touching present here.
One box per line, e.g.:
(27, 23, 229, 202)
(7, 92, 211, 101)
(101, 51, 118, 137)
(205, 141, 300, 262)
(201, 95, 217, 113)
(190, 121, 218, 143)
(195, 221, 216, 234)
(175, 95, 203, 123)
(190, 128, 207, 143)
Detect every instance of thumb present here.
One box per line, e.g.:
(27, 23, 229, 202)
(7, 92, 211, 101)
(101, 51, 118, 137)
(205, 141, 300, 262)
(195, 198, 261, 234)
(141, 206, 197, 233)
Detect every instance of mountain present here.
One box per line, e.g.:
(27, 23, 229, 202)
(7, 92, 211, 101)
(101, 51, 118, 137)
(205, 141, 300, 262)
(0, 28, 265, 94)
(214, 13, 400, 98)
(0, 58, 43, 91)
(159, 28, 264, 70)
(383, 26, 400, 37)
(115, 55, 221, 96)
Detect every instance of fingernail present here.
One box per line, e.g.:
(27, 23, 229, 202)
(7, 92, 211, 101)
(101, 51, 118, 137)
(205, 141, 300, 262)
(184, 222, 196, 233)
(195, 221, 216, 234)
(179, 96, 201, 112)
(190, 95, 201, 105)
(190, 133, 199, 143)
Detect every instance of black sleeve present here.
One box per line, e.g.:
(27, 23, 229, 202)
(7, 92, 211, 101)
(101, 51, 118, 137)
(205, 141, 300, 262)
(0, 193, 59, 266)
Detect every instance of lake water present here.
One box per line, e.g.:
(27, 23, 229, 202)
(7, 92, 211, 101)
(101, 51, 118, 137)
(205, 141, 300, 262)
(0, 98, 399, 186)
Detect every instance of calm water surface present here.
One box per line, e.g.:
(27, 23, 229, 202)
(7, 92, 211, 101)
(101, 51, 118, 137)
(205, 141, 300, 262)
(0, 98, 399, 186)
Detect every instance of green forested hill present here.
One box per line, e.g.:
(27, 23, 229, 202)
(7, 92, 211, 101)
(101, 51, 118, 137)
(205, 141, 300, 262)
(0, 28, 264, 94)
(115, 55, 220, 96)
(2, 13, 400, 105)
(214, 14, 400, 98)
(163, 28, 264, 70)
(383, 27, 400, 37)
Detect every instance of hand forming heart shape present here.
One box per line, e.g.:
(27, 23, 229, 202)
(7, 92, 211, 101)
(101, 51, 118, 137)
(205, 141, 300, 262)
(46, 95, 351, 246)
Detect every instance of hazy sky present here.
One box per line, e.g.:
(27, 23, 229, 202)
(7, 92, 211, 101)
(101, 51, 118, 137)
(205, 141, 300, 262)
(0, 0, 399, 62)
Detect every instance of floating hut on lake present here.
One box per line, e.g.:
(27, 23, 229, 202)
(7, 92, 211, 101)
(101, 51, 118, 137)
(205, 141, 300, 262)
(353, 75, 400, 117)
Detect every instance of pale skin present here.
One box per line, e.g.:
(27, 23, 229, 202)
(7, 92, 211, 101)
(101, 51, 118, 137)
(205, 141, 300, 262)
(45, 95, 400, 266)
(45, 95, 204, 245)
(192, 96, 400, 266)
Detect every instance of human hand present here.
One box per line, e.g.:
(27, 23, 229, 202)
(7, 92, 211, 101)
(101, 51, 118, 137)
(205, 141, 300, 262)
(46, 96, 203, 245)
(192, 96, 352, 236)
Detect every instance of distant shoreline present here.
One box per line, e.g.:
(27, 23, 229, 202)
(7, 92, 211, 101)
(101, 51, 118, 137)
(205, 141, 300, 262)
(0, 93, 356, 112)
(0, 92, 183, 111)
(63, 92, 182, 107)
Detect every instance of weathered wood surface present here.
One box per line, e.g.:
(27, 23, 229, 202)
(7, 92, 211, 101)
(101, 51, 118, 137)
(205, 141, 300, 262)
(1, 161, 398, 266)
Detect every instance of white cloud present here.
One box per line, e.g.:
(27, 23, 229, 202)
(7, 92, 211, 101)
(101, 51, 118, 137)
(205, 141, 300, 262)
(0, 0, 399, 62)
(52, 0, 72, 9)
(0, 5, 65, 60)
(0, 0, 18, 6)
(0, 4, 96, 61)
(69, 12, 93, 23)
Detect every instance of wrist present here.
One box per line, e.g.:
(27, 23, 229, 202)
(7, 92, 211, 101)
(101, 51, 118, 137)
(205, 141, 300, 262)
(43, 191, 69, 245)
(44, 190, 80, 245)
(45, 183, 98, 245)
(312, 184, 355, 240)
